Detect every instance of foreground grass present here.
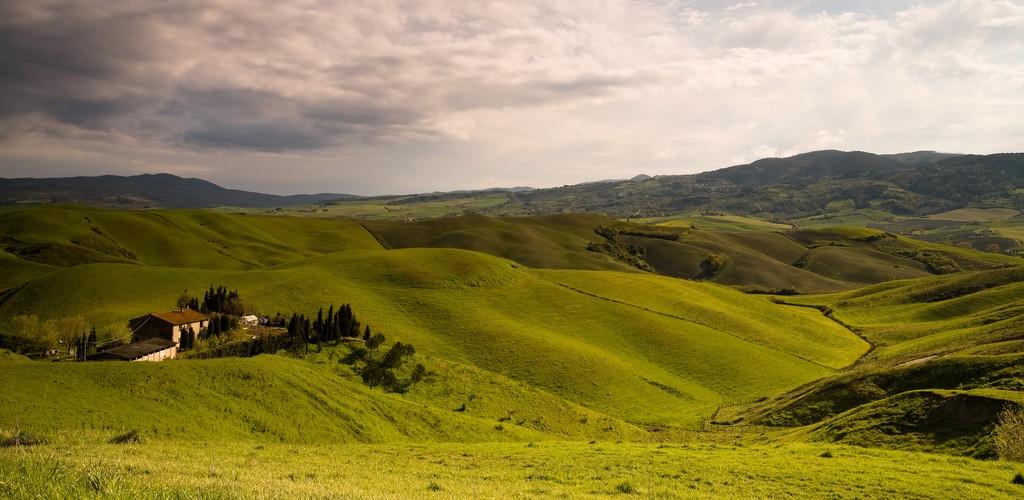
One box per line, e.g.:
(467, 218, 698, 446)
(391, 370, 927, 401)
(2, 440, 1022, 498)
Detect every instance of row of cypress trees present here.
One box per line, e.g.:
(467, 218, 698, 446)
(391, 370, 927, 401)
(286, 304, 370, 344)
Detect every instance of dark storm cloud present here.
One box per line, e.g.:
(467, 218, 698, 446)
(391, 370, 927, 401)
(0, 1, 653, 154)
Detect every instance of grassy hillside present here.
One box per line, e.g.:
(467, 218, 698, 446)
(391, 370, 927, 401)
(363, 213, 639, 272)
(4, 207, 1016, 298)
(4, 440, 1023, 498)
(799, 389, 1024, 458)
(0, 354, 539, 443)
(726, 354, 1024, 427)
(783, 267, 1024, 365)
(0, 206, 381, 271)
(0, 248, 858, 427)
(713, 268, 1024, 458)
(0, 349, 647, 444)
(363, 212, 1021, 294)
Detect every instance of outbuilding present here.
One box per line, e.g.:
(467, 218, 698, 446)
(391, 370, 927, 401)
(94, 337, 178, 362)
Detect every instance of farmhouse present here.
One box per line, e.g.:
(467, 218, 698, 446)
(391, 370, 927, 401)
(94, 337, 178, 362)
(128, 308, 210, 345)
(94, 308, 210, 362)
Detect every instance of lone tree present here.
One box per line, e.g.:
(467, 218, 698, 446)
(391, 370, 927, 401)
(698, 254, 726, 279)
(176, 291, 192, 311)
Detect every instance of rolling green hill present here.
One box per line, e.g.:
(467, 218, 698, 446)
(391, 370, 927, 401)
(362, 213, 635, 272)
(798, 388, 1023, 458)
(2, 204, 1023, 494)
(710, 266, 1024, 458)
(363, 212, 1019, 294)
(0, 205, 381, 270)
(783, 267, 1024, 365)
(0, 349, 646, 444)
(0, 246, 862, 427)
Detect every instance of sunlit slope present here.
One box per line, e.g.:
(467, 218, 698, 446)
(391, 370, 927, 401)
(0, 355, 536, 443)
(0, 248, 849, 426)
(0, 206, 381, 270)
(785, 267, 1024, 364)
(6, 441, 1024, 499)
(0, 351, 645, 443)
(537, 270, 867, 369)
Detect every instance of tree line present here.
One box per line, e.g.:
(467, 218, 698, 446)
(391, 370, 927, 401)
(286, 304, 368, 345)
(177, 285, 244, 316)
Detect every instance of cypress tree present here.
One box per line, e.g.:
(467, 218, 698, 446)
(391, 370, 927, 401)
(363, 325, 371, 342)
(87, 326, 97, 355)
(326, 305, 335, 340)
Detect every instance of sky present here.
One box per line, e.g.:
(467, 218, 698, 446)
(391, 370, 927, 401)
(0, 0, 1022, 195)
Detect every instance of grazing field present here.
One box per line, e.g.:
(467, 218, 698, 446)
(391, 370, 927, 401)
(3, 440, 1023, 499)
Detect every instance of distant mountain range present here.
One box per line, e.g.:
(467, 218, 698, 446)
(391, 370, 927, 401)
(2, 150, 1022, 218)
(0, 173, 358, 208)
(505, 150, 1024, 219)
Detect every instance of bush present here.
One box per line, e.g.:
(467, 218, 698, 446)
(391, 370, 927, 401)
(341, 347, 368, 365)
(995, 406, 1024, 462)
(411, 363, 427, 383)
(109, 429, 144, 445)
(366, 333, 386, 351)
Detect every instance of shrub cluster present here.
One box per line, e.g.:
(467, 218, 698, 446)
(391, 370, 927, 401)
(342, 334, 426, 393)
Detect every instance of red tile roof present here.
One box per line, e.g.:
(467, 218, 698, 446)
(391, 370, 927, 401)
(149, 308, 209, 325)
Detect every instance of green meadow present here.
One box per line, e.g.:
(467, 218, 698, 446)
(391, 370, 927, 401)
(1, 205, 1023, 497)
(4, 440, 1024, 499)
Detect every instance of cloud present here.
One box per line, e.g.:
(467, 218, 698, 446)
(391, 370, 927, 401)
(0, 0, 1021, 194)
